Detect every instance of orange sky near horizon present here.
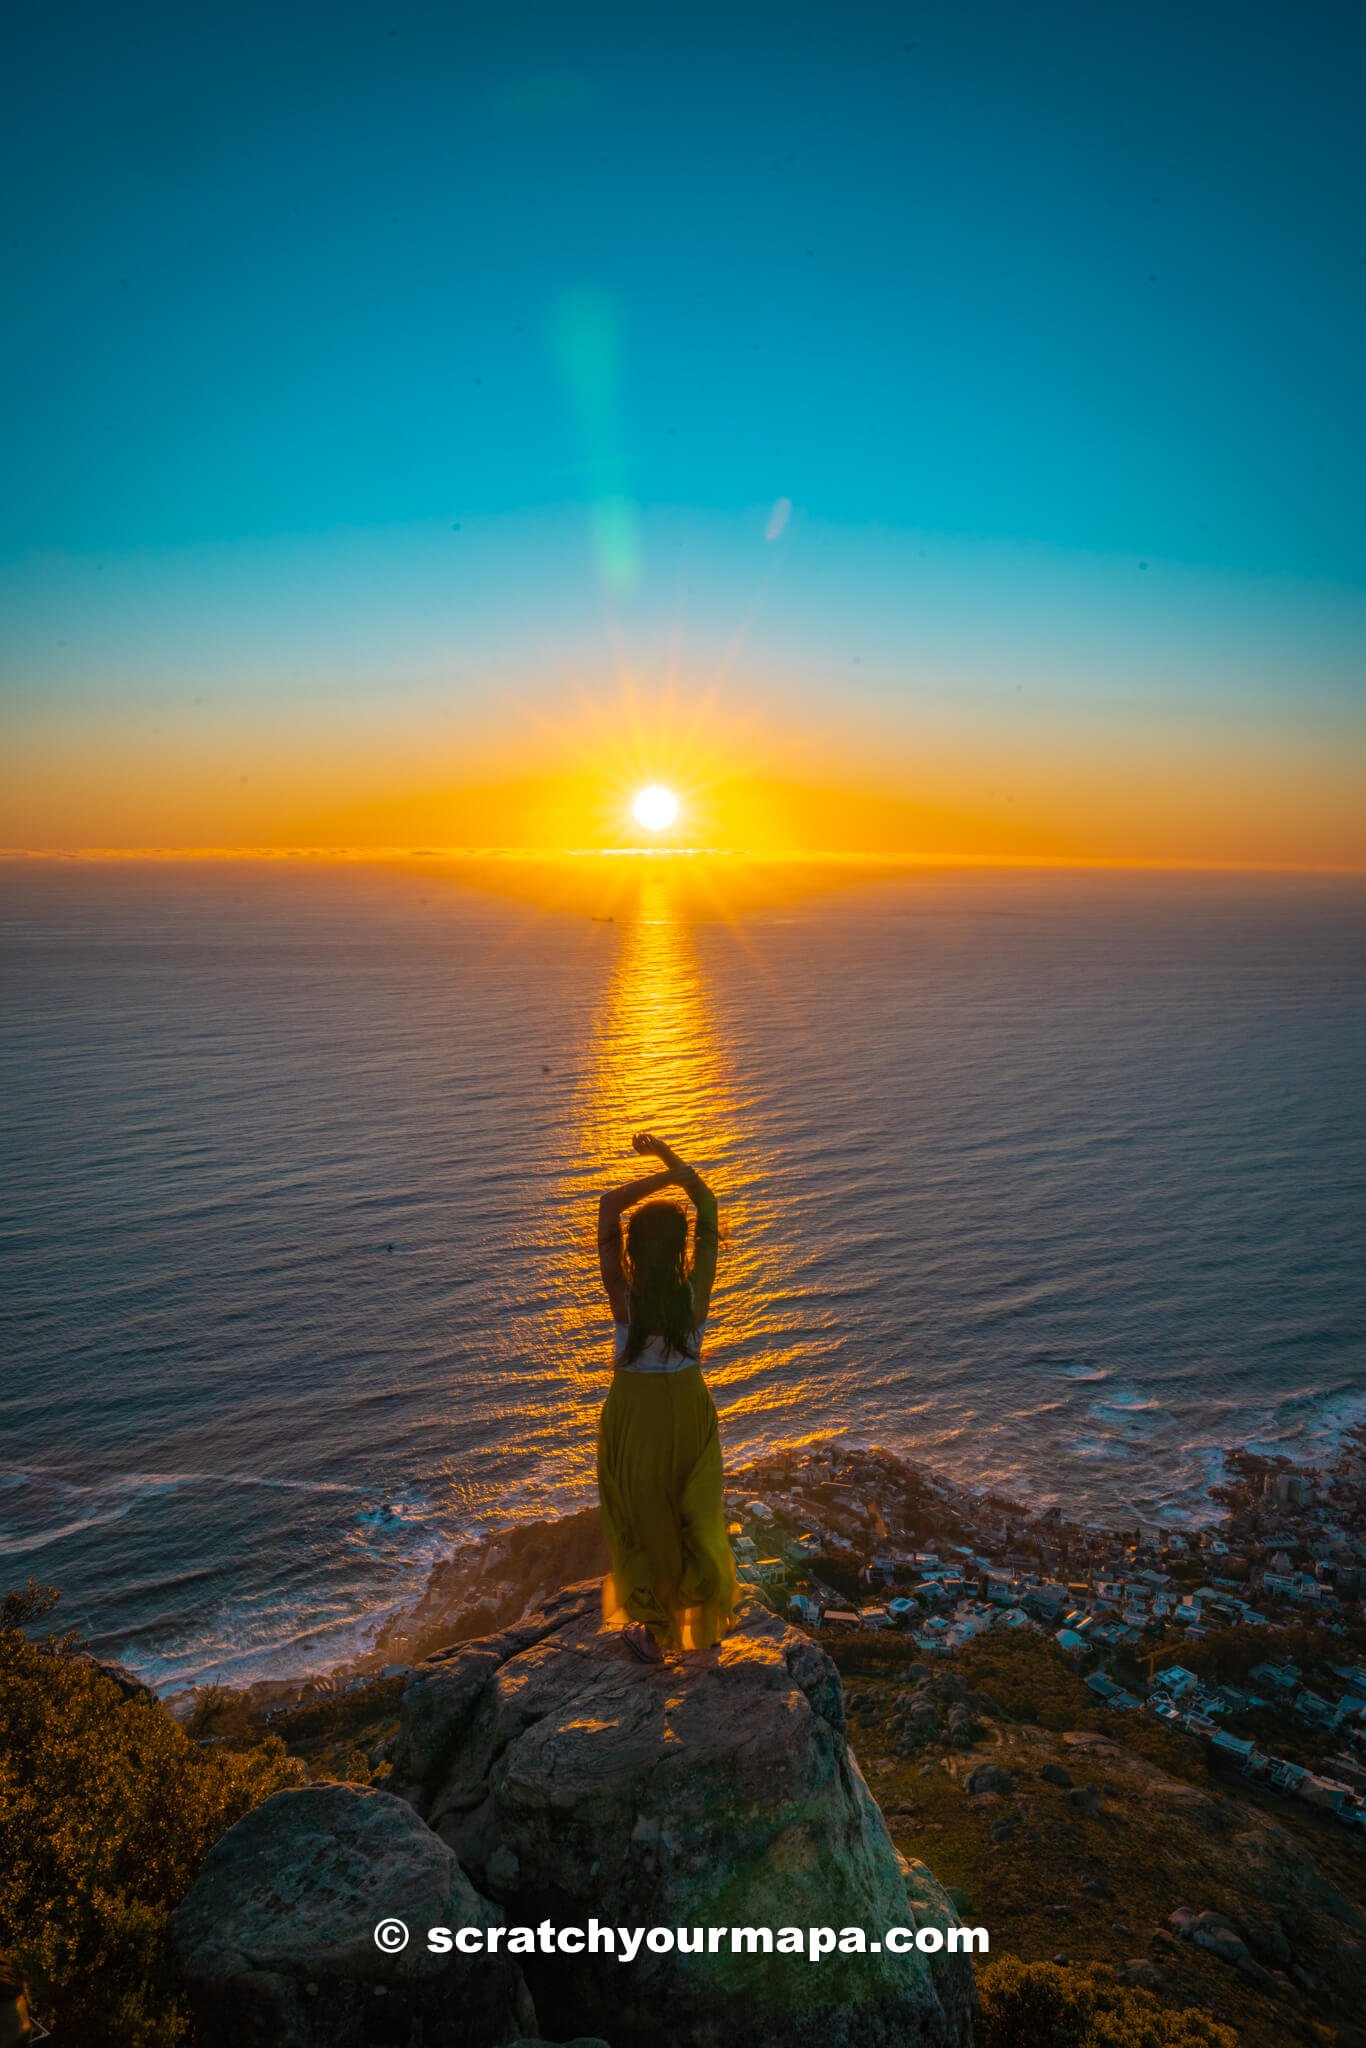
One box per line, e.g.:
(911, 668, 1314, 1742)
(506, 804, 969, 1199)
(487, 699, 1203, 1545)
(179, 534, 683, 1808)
(3, 683, 1364, 872)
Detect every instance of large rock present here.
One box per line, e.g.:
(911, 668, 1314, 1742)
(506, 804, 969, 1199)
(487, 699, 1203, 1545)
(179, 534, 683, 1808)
(395, 1582, 974, 2048)
(170, 1783, 537, 2048)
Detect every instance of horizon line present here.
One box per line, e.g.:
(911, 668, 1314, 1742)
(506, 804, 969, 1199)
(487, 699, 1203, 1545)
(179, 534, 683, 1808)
(1, 845, 1364, 877)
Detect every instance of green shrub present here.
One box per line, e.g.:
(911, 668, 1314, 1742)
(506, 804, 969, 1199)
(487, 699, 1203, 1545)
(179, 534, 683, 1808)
(953, 1630, 1099, 1728)
(975, 1954, 1093, 2048)
(976, 1958, 1238, 2048)
(0, 1582, 304, 2046)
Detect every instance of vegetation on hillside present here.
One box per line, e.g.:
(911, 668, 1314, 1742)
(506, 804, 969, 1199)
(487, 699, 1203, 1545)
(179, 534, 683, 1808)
(0, 1582, 303, 2047)
(976, 1958, 1237, 2048)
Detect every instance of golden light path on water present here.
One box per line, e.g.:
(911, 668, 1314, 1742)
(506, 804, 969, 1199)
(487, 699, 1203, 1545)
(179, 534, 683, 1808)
(493, 863, 838, 1504)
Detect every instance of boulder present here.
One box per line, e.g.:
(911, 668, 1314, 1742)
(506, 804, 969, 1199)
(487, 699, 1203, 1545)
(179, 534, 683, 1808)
(396, 1582, 974, 2048)
(964, 1764, 1010, 1796)
(1064, 1783, 1103, 1815)
(1040, 1764, 1072, 1789)
(1118, 1958, 1161, 1990)
(170, 1783, 536, 2048)
(1188, 1911, 1273, 1986)
(945, 1701, 979, 1747)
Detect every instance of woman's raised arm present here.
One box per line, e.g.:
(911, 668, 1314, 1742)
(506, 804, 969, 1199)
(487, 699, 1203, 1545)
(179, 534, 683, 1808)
(597, 1167, 673, 1319)
(630, 1133, 719, 1326)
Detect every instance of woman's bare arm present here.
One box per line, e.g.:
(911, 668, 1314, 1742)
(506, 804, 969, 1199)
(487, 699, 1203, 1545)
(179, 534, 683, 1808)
(630, 1133, 719, 1326)
(597, 1169, 673, 1320)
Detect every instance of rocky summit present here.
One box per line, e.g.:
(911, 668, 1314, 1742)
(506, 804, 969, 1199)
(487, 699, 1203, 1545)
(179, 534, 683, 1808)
(169, 1780, 537, 2047)
(392, 1580, 975, 2048)
(170, 1582, 975, 2048)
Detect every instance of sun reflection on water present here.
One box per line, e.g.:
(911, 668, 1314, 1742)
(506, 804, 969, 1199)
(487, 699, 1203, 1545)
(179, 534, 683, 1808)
(484, 859, 852, 1509)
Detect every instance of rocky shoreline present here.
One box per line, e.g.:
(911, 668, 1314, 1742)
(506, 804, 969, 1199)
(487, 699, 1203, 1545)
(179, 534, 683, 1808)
(182, 1425, 1366, 1738)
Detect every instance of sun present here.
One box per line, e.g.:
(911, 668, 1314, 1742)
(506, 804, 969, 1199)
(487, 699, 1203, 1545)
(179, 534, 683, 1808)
(632, 784, 679, 832)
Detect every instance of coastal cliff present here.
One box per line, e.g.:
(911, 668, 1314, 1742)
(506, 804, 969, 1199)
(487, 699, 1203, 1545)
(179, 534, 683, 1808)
(171, 1584, 976, 2048)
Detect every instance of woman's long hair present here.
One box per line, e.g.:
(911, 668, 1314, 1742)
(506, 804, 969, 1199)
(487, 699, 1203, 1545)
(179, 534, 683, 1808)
(621, 1199, 697, 1366)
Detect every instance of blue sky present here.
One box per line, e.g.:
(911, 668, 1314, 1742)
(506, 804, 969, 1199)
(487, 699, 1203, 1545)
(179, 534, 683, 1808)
(2, 0, 1364, 859)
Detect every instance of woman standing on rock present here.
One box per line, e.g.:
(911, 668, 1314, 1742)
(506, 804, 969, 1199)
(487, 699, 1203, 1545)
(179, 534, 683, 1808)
(595, 1132, 738, 1664)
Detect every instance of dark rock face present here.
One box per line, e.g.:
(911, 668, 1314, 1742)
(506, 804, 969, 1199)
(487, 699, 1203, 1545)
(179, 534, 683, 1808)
(885, 1672, 997, 1758)
(170, 1784, 536, 2048)
(396, 1583, 974, 2048)
(965, 1764, 1010, 1795)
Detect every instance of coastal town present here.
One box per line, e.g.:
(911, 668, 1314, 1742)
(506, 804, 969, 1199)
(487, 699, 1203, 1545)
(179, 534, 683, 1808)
(723, 1426, 1366, 1836)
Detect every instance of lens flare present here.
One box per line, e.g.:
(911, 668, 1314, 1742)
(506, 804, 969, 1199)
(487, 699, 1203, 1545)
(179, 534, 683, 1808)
(632, 784, 679, 831)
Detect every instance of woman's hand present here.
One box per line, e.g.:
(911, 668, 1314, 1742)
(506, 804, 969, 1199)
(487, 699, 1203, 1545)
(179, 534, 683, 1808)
(631, 1132, 679, 1168)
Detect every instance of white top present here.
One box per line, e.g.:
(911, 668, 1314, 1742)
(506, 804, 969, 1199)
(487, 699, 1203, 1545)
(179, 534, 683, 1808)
(612, 1317, 707, 1374)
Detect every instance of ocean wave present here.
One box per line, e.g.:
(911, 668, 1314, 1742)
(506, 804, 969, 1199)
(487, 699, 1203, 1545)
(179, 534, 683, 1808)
(0, 1464, 357, 1562)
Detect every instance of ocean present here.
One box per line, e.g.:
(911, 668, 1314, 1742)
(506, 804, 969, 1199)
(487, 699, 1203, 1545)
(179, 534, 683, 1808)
(2, 855, 1363, 1691)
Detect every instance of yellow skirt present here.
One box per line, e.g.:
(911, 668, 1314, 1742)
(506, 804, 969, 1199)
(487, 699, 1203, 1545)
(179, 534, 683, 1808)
(597, 1364, 739, 1653)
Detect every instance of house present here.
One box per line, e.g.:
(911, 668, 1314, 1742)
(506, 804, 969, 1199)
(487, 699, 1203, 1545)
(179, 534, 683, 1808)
(1150, 1665, 1200, 1700)
(1055, 1628, 1088, 1655)
(1298, 1775, 1351, 1814)
(858, 1605, 891, 1630)
(1209, 1729, 1257, 1764)
(1249, 1661, 1301, 1693)
(1323, 1753, 1366, 1794)
(822, 1609, 862, 1631)
(788, 1593, 822, 1627)
(1089, 1620, 1138, 1647)
(946, 1606, 992, 1644)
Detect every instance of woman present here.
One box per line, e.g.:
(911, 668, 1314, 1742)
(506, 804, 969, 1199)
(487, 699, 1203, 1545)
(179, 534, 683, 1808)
(596, 1132, 738, 1664)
